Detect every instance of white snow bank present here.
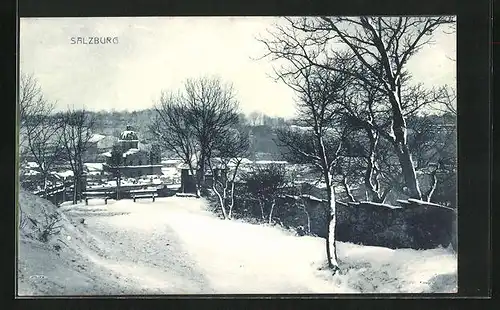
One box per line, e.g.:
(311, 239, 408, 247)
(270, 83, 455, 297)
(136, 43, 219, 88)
(328, 243, 457, 293)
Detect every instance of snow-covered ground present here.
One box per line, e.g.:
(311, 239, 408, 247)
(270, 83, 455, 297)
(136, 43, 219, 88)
(18, 193, 457, 295)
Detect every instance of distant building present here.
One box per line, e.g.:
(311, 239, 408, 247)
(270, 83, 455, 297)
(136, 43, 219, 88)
(84, 134, 119, 162)
(102, 125, 162, 178)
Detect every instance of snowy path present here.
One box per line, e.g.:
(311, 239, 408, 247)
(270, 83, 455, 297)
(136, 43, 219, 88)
(61, 199, 214, 294)
(57, 196, 457, 294)
(61, 197, 335, 294)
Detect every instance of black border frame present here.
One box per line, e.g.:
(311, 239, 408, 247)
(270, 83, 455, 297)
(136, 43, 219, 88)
(6, 0, 492, 306)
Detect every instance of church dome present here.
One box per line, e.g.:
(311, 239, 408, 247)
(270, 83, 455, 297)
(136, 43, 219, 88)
(120, 125, 139, 141)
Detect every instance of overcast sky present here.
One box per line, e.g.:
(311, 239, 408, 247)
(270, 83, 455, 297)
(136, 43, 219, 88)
(20, 17, 456, 119)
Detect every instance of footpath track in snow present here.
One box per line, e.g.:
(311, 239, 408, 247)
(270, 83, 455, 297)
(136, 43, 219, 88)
(61, 199, 214, 294)
(61, 197, 335, 293)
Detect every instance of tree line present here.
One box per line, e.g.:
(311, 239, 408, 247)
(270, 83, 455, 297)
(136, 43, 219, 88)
(19, 73, 96, 204)
(257, 16, 456, 271)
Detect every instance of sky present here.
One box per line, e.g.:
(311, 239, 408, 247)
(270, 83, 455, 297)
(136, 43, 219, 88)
(20, 17, 456, 119)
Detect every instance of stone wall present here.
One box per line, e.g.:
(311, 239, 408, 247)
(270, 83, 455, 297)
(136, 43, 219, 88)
(278, 197, 457, 250)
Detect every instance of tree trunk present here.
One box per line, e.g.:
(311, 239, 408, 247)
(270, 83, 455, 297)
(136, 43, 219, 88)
(364, 125, 383, 202)
(116, 175, 121, 200)
(228, 181, 236, 220)
(259, 200, 265, 220)
(395, 143, 422, 199)
(43, 173, 48, 200)
(379, 186, 392, 204)
(188, 164, 201, 198)
(268, 199, 276, 224)
(79, 175, 85, 202)
(425, 170, 438, 202)
(212, 181, 227, 219)
(198, 154, 206, 190)
(388, 91, 422, 199)
(72, 179, 78, 205)
(325, 176, 339, 271)
(316, 132, 339, 271)
(195, 186, 201, 198)
(342, 176, 356, 202)
(301, 202, 311, 234)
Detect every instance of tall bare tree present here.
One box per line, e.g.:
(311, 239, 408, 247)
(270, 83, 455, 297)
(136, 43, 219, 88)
(19, 73, 53, 160)
(260, 16, 455, 199)
(19, 73, 53, 131)
(274, 64, 348, 271)
(19, 73, 64, 197)
(152, 76, 240, 197)
(183, 77, 240, 191)
(24, 116, 65, 197)
(151, 92, 200, 196)
(60, 108, 96, 204)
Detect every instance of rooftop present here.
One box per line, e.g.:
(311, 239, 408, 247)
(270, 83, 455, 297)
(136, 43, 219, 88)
(89, 134, 106, 143)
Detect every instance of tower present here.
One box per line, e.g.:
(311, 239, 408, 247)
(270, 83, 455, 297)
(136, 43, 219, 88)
(119, 125, 139, 151)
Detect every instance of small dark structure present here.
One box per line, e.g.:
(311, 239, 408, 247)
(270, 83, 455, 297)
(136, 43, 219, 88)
(180, 169, 197, 194)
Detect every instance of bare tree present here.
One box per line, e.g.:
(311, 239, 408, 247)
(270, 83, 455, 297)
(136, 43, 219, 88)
(183, 77, 240, 192)
(60, 108, 96, 204)
(108, 144, 125, 200)
(151, 92, 200, 196)
(241, 164, 287, 223)
(19, 73, 53, 131)
(406, 113, 457, 203)
(19, 73, 64, 198)
(208, 128, 249, 219)
(274, 64, 348, 271)
(259, 16, 455, 200)
(335, 79, 393, 203)
(152, 77, 240, 197)
(23, 114, 65, 198)
(430, 85, 457, 116)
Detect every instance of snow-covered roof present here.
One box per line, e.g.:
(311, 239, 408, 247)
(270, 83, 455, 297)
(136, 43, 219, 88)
(255, 160, 288, 165)
(161, 158, 183, 165)
(55, 170, 74, 178)
(290, 125, 312, 131)
(237, 158, 253, 165)
(97, 136, 118, 149)
(123, 148, 140, 157)
(117, 164, 162, 169)
(89, 134, 106, 143)
(23, 170, 40, 176)
(101, 151, 112, 157)
(84, 163, 104, 171)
